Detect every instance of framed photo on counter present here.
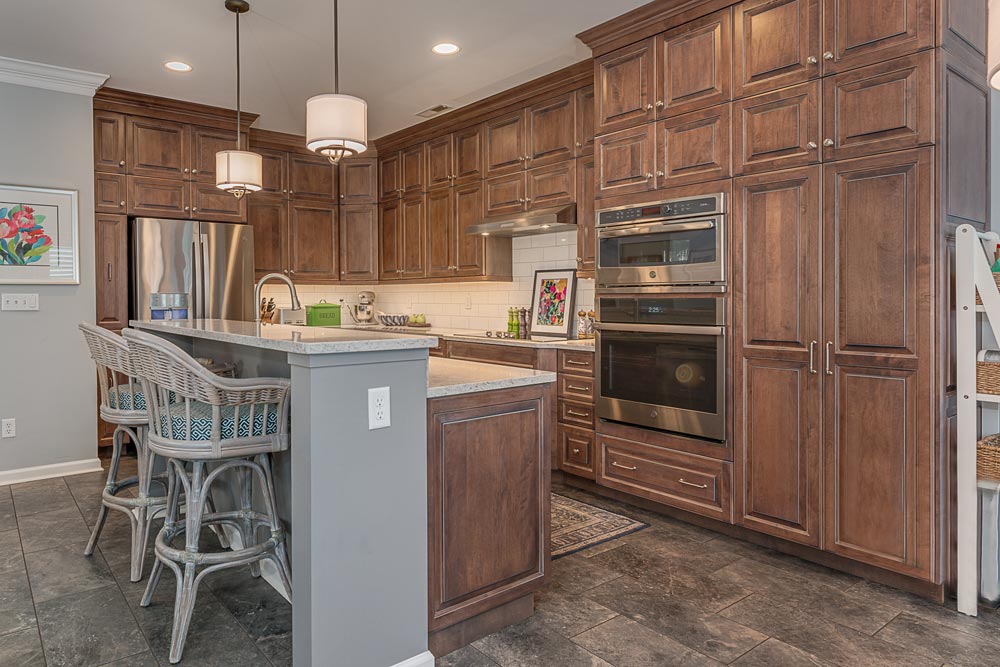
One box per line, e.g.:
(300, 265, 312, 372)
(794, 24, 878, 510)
(529, 268, 577, 338)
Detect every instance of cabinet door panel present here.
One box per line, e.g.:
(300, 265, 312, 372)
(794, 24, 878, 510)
(338, 157, 377, 204)
(126, 117, 188, 179)
(577, 157, 596, 277)
(95, 214, 129, 329)
(426, 187, 455, 277)
(128, 176, 189, 218)
(734, 80, 820, 174)
(401, 144, 426, 194)
(656, 103, 731, 188)
(95, 173, 127, 214)
(940, 0, 987, 66)
(191, 126, 240, 183)
(595, 38, 656, 133)
(288, 154, 337, 201)
(485, 173, 526, 216)
(656, 9, 733, 117)
(595, 124, 655, 197)
(339, 204, 378, 282)
(454, 126, 484, 183)
(559, 424, 595, 479)
(734, 0, 821, 98)
(575, 86, 596, 156)
(485, 112, 527, 177)
(379, 199, 402, 279)
(380, 151, 402, 200)
(527, 93, 576, 168)
(401, 195, 426, 278)
(94, 111, 126, 173)
(248, 197, 287, 278)
(940, 50, 989, 230)
(822, 0, 934, 73)
(822, 51, 934, 161)
(257, 149, 288, 197)
(288, 202, 337, 280)
(527, 161, 577, 210)
(190, 182, 245, 222)
(426, 135, 454, 190)
(455, 182, 485, 277)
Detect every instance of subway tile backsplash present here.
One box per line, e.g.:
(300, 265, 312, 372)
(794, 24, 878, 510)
(262, 232, 595, 331)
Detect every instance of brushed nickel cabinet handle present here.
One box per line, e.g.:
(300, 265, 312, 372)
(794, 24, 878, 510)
(192, 207, 197, 212)
(572, 448, 581, 454)
(645, 103, 654, 111)
(656, 170, 665, 177)
(192, 169, 198, 174)
(184, 206, 190, 211)
(823, 51, 834, 60)
(575, 142, 582, 148)
(611, 461, 638, 471)
(567, 409, 590, 417)
(183, 168, 189, 173)
(806, 56, 818, 64)
(678, 478, 708, 489)
(118, 160, 126, 167)
(119, 201, 125, 207)
(655, 100, 664, 108)
(825, 341, 833, 375)
(566, 359, 589, 366)
(567, 384, 589, 391)
(809, 340, 818, 374)
(645, 173, 653, 180)
(107, 263, 112, 282)
(806, 141, 817, 150)
(823, 138, 834, 147)
(576, 256, 583, 261)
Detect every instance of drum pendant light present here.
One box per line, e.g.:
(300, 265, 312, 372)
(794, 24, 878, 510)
(216, 0, 262, 199)
(305, 0, 368, 164)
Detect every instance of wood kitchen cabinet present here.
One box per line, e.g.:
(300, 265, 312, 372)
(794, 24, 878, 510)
(453, 125, 484, 183)
(288, 202, 338, 281)
(733, 80, 821, 174)
(822, 0, 934, 74)
(655, 8, 733, 118)
(426, 187, 455, 277)
(95, 214, 129, 330)
(190, 125, 241, 184)
(484, 172, 527, 216)
(126, 116, 189, 179)
(527, 93, 576, 168)
(94, 111, 126, 173)
(576, 86, 596, 155)
(379, 198, 403, 280)
(379, 150, 402, 200)
(338, 157, 378, 204)
(95, 173, 127, 214)
(485, 161, 578, 215)
(258, 148, 288, 197)
(484, 110, 528, 177)
(595, 38, 656, 134)
(127, 176, 189, 218)
(401, 144, 427, 195)
(595, 124, 655, 197)
(733, 0, 821, 98)
(248, 197, 287, 279)
(339, 204, 378, 282)
(426, 134, 454, 190)
(380, 196, 426, 280)
(576, 156, 596, 277)
(454, 182, 488, 276)
(288, 153, 338, 201)
(655, 103, 732, 187)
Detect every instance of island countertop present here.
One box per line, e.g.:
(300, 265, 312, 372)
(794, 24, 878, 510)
(342, 324, 596, 350)
(130, 318, 438, 355)
(427, 357, 556, 398)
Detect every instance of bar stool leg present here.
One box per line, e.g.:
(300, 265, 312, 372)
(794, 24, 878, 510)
(130, 426, 157, 582)
(257, 454, 293, 600)
(142, 460, 181, 608)
(240, 463, 260, 578)
(168, 460, 209, 664)
(85, 426, 125, 557)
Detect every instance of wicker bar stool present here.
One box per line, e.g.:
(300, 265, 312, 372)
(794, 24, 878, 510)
(122, 328, 292, 665)
(79, 323, 168, 582)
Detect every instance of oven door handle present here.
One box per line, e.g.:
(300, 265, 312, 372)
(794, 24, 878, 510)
(597, 219, 716, 238)
(594, 322, 724, 336)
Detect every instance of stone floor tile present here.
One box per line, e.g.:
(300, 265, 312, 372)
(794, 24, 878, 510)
(731, 637, 832, 666)
(143, 604, 272, 667)
(0, 528, 24, 575)
(256, 634, 292, 667)
(436, 645, 500, 667)
(97, 653, 159, 667)
(473, 616, 613, 667)
(545, 553, 622, 596)
(585, 575, 766, 663)
(36, 584, 147, 667)
(25, 541, 116, 604)
(875, 612, 1000, 667)
(572, 615, 724, 666)
(18, 506, 91, 554)
(0, 628, 45, 667)
(0, 569, 37, 636)
(532, 587, 618, 638)
(204, 567, 292, 644)
(11, 478, 77, 518)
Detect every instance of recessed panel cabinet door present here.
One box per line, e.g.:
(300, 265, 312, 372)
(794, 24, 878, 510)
(338, 157, 377, 204)
(426, 135, 454, 190)
(595, 38, 656, 134)
(190, 182, 245, 223)
(401, 144, 426, 194)
(733, 80, 821, 174)
(191, 126, 240, 183)
(527, 93, 576, 168)
(257, 149, 288, 197)
(288, 202, 337, 281)
(656, 8, 733, 118)
(426, 187, 455, 277)
(485, 173, 526, 216)
(822, 0, 934, 73)
(126, 117, 188, 179)
(575, 86, 596, 156)
(576, 157, 596, 276)
(288, 154, 337, 201)
(595, 124, 655, 197)
(400, 195, 426, 278)
(454, 126, 484, 183)
(734, 0, 821, 97)
(128, 176, 189, 218)
(95, 214, 129, 329)
(339, 204, 378, 282)
(95, 173, 127, 214)
(379, 199, 402, 279)
(247, 197, 287, 278)
(94, 111, 126, 173)
(485, 111, 528, 177)
(455, 182, 485, 277)
(527, 160, 577, 210)
(380, 151, 402, 200)
(655, 103, 731, 188)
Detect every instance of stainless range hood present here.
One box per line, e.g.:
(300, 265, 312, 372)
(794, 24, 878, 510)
(465, 204, 577, 237)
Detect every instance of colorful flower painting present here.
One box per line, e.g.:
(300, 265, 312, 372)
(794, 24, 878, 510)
(536, 278, 568, 326)
(0, 204, 52, 266)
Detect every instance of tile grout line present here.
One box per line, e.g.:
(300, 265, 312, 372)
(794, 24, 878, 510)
(9, 484, 48, 667)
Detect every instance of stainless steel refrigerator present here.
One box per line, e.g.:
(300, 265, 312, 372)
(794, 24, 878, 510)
(131, 218, 255, 322)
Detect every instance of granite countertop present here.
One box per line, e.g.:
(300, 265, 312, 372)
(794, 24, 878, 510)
(427, 357, 556, 398)
(130, 319, 438, 355)
(342, 325, 596, 351)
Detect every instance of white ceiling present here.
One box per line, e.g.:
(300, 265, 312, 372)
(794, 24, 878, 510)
(0, 0, 648, 139)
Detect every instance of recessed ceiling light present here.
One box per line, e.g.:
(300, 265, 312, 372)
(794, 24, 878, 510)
(164, 61, 193, 73)
(432, 43, 460, 56)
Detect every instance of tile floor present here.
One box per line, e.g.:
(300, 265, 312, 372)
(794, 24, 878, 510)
(3, 458, 1000, 666)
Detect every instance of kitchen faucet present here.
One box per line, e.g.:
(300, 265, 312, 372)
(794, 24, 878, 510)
(254, 273, 301, 323)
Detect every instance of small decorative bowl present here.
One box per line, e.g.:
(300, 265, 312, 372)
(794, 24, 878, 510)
(379, 314, 409, 327)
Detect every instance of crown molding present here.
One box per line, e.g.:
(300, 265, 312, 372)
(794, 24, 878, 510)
(0, 56, 108, 97)
(577, 0, 734, 56)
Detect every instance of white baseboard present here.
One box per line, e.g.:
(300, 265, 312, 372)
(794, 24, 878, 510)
(390, 651, 435, 667)
(0, 458, 104, 486)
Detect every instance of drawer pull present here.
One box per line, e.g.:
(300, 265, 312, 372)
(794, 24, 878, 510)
(678, 478, 708, 489)
(572, 448, 581, 454)
(567, 384, 589, 391)
(567, 409, 590, 417)
(611, 461, 637, 471)
(565, 359, 589, 366)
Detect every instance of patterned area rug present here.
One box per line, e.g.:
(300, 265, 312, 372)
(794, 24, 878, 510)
(551, 493, 649, 559)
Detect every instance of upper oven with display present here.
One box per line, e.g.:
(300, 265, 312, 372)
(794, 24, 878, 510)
(596, 194, 725, 289)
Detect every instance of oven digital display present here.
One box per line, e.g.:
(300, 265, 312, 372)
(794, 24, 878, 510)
(641, 206, 662, 216)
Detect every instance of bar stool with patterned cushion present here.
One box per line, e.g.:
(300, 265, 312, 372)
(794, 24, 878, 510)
(79, 323, 168, 583)
(122, 328, 292, 665)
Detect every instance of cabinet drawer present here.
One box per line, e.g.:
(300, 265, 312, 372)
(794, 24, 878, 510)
(558, 398, 595, 428)
(558, 374, 594, 401)
(447, 341, 538, 369)
(733, 80, 820, 175)
(95, 173, 127, 214)
(558, 350, 595, 376)
(559, 424, 595, 479)
(598, 435, 731, 521)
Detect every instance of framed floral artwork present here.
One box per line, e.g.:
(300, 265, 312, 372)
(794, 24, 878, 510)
(529, 269, 577, 338)
(0, 185, 79, 284)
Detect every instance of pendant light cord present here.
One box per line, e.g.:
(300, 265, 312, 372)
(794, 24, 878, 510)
(235, 9, 242, 141)
(333, 0, 339, 94)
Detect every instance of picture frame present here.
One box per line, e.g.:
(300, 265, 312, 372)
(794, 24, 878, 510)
(0, 184, 79, 285)
(529, 268, 578, 338)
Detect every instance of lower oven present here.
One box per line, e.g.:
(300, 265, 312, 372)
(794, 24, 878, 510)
(596, 295, 725, 441)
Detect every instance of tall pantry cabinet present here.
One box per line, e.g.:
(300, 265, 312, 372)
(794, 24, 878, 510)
(580, 0, 989, 587)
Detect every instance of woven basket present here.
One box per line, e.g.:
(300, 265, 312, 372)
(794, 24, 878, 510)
(976, 273, 1000, 305)
(978, 361, 1000, 395)
(980, 434, 1000, 481)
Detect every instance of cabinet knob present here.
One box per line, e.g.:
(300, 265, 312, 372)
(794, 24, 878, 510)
(192, 169, 198, 174)
(572, 448, 581, 454)
(656, 170, 665, 177)
(119, 201, 125, 207)
(645, 173, 653, 180)
(577, 256, 582, 261)
(518, 156, 525, 162)
(290, 190, 295, 195)
(806, 55, 818, 64)
(340, 194, 345, 199)
(518, 197, 526, 203)
(823, 138, 834, 147)
(183, 168, 189, 173)
(283, 269, 289, 274)
(289, 269, 295, 274)
(806, 141, 817, 150)
(283, 189, 288, 194)
(823, 51, 834, 60)
(525, 197, 532, 203)
(192, 207, 197, 212)
(575, 142, 582, 148)
(645, 103, 654, 111)
(184, 206, 190, 211)
(341, 270, 345, 275)
(655, 100, 664, 108)
(118, 160, 126, 167)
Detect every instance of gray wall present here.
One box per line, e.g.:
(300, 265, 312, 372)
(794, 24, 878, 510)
(0, 81, 96, 474)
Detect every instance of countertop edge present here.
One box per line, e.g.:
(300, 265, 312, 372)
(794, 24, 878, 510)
(427, 371, 557, 399)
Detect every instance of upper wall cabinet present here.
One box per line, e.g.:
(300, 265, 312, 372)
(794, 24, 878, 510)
(94, 111, 127, 174)
(527, 93, 577, 167)
(380, 151, 402, 200)
(426, 134, 455, 189)
(288, 153, 338, 201)
(126, 117, 189, 179)
(258, 148, 288, 197)
(734, 0, 821, 98)
(190, 126, 242, 184)
(339, 157, 377, 204)
(656, 8, 733, 118)
(822, 0, 933, 73)
(733, 80, 821, 174)
(401, 144, 427, 194)
(595, 38, 656, 134)
(575, 86, 596, 155)
(485, 110, 528, 177)
(453, 126, 485, 183)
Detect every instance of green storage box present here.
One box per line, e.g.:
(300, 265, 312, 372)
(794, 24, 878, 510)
(306, 300, 341, 327)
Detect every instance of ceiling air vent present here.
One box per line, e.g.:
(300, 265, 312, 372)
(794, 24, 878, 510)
(416, 104, 452, 118)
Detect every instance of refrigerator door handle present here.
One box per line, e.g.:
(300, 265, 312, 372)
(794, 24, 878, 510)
(192, 236, 203, 319)
(200, 233, 210, 320)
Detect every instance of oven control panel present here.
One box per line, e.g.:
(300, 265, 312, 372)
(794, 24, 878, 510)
(598, 194, 723, 226)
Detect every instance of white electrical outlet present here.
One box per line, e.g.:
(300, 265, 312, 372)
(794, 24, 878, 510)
(368, 387, 391, 430)
(1, 294, 39, 311)
(1, 419, 14, 439)
(464, 295, 473, 310)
